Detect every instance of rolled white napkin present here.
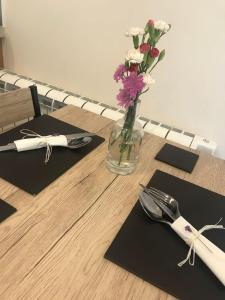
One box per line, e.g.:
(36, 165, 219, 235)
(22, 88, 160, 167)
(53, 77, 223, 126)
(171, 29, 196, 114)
(13, 130, 69, 164)
(171, 216, 225, 286)
(14, 135, 68, 152)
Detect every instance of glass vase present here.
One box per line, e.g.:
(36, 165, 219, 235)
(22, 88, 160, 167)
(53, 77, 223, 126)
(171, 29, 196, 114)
(106, 100, 144, 175)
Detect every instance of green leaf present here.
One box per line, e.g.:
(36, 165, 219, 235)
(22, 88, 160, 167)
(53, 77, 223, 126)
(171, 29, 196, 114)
(143, 52, 149, 65)
(158, 49, 166, 61)
(146, 37, 153, 47)
(148, 26, 154, 39)
(144, 24, 149, 34)
(133, 36, 139, 49)
(125, 60, 129, 69)
(152, 29, 161, 44)
(140, 61, 145, 73)
(154, 29, 161, 38)
(141, 33, 146, 44)
(151, 40, 156, 47)
(146, 55, 155, 69)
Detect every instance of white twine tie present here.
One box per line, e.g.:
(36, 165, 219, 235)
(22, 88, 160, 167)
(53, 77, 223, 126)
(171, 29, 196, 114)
(20, 129, 53, 164)
(178, 218, 225, 267)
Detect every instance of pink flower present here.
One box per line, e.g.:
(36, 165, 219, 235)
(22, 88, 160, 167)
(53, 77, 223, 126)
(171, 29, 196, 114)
(116, 73, 145, 108)
(148, 19, 154, 27)
(150, 47, 160, 57)
(140, 43, 150, 54)
(116, 88, 135, 108)
(113, 64, 126, 82)
(122, 73, 145, 98)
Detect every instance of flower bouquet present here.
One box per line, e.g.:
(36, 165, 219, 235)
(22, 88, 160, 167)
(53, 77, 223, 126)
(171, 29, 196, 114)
(106, 19, 171, 175)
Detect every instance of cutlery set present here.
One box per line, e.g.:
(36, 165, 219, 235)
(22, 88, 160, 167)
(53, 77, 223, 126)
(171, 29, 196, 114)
(0, 130, 96, 164)
(0, 131, 95, 152)
(139, 185, 225, 286)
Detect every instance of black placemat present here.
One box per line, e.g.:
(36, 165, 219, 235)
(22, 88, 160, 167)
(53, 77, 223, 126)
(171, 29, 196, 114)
(155, 143, 199, 173)
(105, 170, 225, 300)
(0, 115, 104, 195)
(0, 199, 17, 223)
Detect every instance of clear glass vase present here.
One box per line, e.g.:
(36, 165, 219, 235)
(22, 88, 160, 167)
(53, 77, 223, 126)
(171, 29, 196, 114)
(106, 100, 144, 175)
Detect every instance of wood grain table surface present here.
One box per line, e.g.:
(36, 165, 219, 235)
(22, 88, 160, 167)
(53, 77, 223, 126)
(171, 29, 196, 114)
(0, 105, 225, 300)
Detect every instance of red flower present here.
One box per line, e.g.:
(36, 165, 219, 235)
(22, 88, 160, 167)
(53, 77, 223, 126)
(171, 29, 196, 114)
(140, 43, 150, 54)
(128, 64, 139, 73)
(147, 19, 154, 27)
(150, 47, 160, 57)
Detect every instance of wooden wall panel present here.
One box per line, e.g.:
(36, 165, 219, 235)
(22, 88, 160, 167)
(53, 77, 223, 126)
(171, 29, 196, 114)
(0, 39, 3, 68)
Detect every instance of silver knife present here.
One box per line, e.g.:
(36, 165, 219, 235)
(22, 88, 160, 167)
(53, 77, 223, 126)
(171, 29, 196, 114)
(0, 143, 17, 152)
(143, 191, 176, 221)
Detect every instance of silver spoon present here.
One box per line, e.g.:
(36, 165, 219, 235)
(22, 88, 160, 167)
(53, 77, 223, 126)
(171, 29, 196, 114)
(139, 191, 172, 225)
(67, 137, 92, 149)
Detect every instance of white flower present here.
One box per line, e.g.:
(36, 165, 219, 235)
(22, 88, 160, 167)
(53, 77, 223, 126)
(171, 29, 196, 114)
(125, 27, 145, 37)
(154, 20, 170, 33)
(143, 74, 155, 85)
(125, 48, 144, 64)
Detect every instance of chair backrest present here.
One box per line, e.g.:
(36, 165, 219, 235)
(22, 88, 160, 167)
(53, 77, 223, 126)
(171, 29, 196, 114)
(0, 85, 41, 128)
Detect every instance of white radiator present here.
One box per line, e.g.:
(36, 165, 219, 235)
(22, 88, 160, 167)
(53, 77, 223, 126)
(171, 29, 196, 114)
(0, 69, 217, 155)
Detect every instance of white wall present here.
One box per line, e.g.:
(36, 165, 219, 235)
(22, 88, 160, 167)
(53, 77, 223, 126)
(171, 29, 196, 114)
(2, 0, 225, 159)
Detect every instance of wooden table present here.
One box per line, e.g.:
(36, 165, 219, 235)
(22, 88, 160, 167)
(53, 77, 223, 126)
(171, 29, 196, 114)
(0, 105, 225, 300)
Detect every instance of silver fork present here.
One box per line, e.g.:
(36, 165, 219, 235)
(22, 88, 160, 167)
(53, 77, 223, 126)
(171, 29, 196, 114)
(139, 184, 181, 219)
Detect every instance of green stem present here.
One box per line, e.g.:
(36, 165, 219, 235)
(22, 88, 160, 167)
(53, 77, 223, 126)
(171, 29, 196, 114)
(139, 88, 149, 96)
(149, 60, 159, 73)
(117, 100, 138, 165)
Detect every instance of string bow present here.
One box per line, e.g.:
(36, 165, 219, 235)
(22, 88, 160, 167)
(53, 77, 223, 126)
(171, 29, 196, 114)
(178, 218, 224, 267)
(20, 129, 53, 164)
